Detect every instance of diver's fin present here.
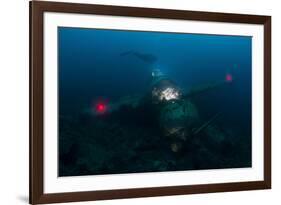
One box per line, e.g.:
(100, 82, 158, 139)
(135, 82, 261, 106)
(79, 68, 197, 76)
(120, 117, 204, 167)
(120, 51, 134, 56)
(192, 112, 222, 135)
(120, 51, 157, 64)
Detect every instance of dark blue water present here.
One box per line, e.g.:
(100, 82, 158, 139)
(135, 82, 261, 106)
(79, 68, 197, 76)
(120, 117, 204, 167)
(58, 27, 252, 176)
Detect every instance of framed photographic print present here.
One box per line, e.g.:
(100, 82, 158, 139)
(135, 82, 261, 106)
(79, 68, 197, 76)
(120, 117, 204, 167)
(30, 1, 271, 204)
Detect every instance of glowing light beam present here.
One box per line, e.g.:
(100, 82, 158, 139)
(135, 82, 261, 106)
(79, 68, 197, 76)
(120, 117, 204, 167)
(225, 74, 233, 83)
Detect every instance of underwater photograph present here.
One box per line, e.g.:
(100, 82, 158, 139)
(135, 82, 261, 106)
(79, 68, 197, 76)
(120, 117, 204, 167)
(58, 27, 252, 177)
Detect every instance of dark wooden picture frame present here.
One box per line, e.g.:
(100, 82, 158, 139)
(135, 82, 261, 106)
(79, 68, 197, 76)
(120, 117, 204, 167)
(30, 1, 271, 204)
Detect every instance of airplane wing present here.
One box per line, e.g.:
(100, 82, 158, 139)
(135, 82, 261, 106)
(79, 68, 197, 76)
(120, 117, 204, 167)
(84, 95, 143, 116)
(183, 74, 233, 99)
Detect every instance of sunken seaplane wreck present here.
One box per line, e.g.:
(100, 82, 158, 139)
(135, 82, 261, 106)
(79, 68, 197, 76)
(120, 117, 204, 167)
(59, 51, 249, 177)
(88, 51, 233, 153)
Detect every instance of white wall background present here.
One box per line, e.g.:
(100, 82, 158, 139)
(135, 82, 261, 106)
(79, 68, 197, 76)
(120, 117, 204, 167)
(0, 0, 279, 204)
